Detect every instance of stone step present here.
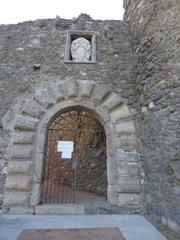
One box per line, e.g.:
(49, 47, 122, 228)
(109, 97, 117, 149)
(83, 202, 144, 215)
(35, 203, 144, 215)
(35, 204, 85, 215)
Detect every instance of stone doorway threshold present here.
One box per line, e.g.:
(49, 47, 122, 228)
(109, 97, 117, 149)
(36, 190, 107, 215)
(35, 204, 85, 215)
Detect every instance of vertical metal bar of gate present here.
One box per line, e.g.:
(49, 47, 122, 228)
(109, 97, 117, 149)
(42, 129, 77, 204)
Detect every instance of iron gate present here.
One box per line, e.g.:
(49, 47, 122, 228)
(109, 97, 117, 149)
(41, 108, 106, 204)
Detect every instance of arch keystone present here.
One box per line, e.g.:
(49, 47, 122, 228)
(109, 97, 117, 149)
(79, 80, 95, 98)
(65, 80, 78, 98)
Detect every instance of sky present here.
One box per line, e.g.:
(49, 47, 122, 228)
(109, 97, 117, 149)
(0, 0, 124, 25)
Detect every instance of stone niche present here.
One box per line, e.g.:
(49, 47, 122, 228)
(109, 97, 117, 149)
(64, 31, 96, 63)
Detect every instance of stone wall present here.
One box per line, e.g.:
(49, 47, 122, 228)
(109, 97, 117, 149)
(0, 131, 10, 206)
(123, 0, 180, 232)
(0, 14, 137, 209)
(0, 14, 135, 114)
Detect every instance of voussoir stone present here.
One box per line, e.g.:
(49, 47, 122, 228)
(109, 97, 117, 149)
(110, 104, 132, 122)
(22, 100, 44, 118)
(49, 82, 65, 102)
(101, 93, 122, 111)
(93, 85, 110, 103)
(34, 87, 55, 108)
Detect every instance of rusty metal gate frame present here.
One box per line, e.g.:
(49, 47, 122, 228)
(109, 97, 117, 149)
(41, 109, 106, 204)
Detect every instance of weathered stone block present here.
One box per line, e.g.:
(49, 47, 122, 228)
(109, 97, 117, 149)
(117, 193, 141, 206)
(49, 83, 65, 102)
(101, 93, 122, 111)
(11, 145, 33, 159)
(93, 85, 110, 103)
(65, 80, 78, 98)
(35, 204, 85, 215)
(13, 132, 35, 144)
(106, 135, 116, 156)
(15, 115, 38, 131)
(22, 100, 44, 118)
(116, 161, 139, 176)
(116, 175, 141, 193)
(95, 107, 110, 123)
(115, 121, 135, 134)
(3, 191, 30, 206)
(30, 183, 42, 206)
(33, 153, 44, 182)
(104, 121, 115, 138)
(110, 105, 131, 122)
(107, 184, 117, 205)
(7, 206, 34, 215)
(117, 135, 137, 148)
(116, 148, 139, 162)
(35, 133, 46, 153)
(8, 161, 33, 174)
(34, 87, 55, 108)
(5, 175, 32, 190)
(107, 160, 116, 184)
(80, 80, 95, 98)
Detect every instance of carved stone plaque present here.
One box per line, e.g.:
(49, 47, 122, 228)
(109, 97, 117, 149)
(71, 37, 91, 62)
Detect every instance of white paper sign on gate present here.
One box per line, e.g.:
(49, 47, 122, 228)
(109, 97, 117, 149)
(57, 141, 74, 159)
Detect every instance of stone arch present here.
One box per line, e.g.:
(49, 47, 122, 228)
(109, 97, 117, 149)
(2, 80, 141, 213)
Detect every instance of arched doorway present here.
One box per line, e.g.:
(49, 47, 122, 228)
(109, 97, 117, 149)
(42, 107, 107, 204)
(3, 80, 141, 213)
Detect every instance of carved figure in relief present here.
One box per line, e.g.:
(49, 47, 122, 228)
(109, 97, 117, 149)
(71, 37, 91, 62)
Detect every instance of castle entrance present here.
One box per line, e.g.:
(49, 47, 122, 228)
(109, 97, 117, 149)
(41, 108, 107, 204)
